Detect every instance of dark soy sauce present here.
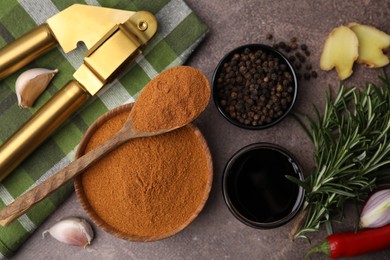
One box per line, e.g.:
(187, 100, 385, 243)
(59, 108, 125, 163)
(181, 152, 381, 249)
(226, 148, 300, 223)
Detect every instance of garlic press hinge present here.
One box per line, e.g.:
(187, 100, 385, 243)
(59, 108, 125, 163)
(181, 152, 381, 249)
(74, 11, 157, 95)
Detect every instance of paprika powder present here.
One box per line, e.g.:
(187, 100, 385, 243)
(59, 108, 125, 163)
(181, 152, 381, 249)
(76, 66, 212, 240)
(131, 66, 210, 132)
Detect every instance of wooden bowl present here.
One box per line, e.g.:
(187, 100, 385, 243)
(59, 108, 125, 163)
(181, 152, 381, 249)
(74, 103, 213, 241)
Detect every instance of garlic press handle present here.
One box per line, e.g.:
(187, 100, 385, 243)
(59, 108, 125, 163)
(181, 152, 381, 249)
(0, 24, 57, 79)
(0, 80, 90, 180)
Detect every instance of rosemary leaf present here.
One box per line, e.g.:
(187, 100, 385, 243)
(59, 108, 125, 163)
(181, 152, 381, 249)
(291, 72, 390, 240)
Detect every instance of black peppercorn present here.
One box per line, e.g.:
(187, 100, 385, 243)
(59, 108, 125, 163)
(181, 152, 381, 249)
(290, 43, 298, 50)
(215, 47, 295, 127)
(266, 33, 316, 82)
(232, 53, 240, 60)
(279, 41, 286, 49)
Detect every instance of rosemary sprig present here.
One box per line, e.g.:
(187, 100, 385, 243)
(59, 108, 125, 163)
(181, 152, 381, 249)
(289, 72, 390, 240)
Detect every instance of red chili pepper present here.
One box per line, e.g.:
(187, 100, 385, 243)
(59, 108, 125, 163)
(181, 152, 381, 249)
(306, 224, 390, 259)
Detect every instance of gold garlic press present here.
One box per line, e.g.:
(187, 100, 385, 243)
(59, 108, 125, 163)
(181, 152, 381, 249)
(0, 4, 157, 180)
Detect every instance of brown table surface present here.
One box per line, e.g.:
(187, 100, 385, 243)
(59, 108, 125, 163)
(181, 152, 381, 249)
(14, 0, 390, 259)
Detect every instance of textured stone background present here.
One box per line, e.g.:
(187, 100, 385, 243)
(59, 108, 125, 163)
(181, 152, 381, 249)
(14, 0, 390, 259)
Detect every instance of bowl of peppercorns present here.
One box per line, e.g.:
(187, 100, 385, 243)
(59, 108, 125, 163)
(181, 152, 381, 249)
(212, 44, 298, 129)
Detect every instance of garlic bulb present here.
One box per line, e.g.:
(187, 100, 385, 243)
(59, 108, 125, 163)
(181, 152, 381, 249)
(360, 189, 390, 228)
(42, 217, 94, 248)
(15, 68, 58, 108)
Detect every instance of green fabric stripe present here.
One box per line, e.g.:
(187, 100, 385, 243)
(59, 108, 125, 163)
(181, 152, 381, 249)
(0, 90, 11, 110)
(26, 197, 56, 225)
(71, 114, 91, 134)
(0, 240, 11, 259)
(120, 64, 151, 96)
(0, 0, 18, 19)
(79, 98, 107, 126)
(145, 40, 179, 73)
(2, 169, 33, 198)
(0, 105, 31, 142)
(132, 0, 171, 14)
(52, 0, 88, 10)
(0, 218, 27, 253)
(0, 92, 15, 115)
(0, 23, 14, 44)
(53, 123, 84, 153)
(0, 36, 5, 47)
(98, 0, 138, 11)
(1, 5, 35, 38)
(164, 12, 208, 55)
(21, 139, 66, 181)
(47, 181, 73, 207)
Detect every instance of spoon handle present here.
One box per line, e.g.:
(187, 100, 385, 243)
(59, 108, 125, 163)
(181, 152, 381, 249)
(0, 129, 129, 226)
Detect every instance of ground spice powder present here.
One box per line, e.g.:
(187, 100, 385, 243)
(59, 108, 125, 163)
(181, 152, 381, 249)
(81, 109, 211, 238)
(131, 66, 210, 132)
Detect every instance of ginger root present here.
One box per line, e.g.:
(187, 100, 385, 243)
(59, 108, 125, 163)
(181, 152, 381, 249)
(320, 25, 359, 80)
(320, 23, 390, 80)
(349, 23, 390, 68)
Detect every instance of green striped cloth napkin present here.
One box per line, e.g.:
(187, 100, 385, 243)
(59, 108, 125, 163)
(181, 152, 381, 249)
(0, 0, 207, 258)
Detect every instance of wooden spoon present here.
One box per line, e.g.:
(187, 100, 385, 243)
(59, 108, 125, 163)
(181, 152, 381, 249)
(0, 66, 210, 226)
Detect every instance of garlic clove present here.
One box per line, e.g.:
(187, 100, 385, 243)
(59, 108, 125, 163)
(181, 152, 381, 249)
(15, 68, 58, 108)
(360, 189, 390, 229)
(42, 217, 94, 248)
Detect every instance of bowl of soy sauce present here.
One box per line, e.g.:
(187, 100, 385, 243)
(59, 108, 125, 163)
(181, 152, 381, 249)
(222, 143, 304, 229)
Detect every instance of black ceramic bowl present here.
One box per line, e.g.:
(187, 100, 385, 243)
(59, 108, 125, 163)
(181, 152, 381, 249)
(212, 44, 298, 129)
(222, 143, 304, 229)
